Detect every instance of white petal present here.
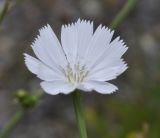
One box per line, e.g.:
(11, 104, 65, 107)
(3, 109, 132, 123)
(88, 59, 128, 81)
(108, 37, 128, 58)
(90, 37, 128, 70)
(61, 19, 93, 64)
(24, 53, 41, 74)
(83, 81, 118, 94)
(39, 25, 67, 65)
(24, 53, 64, 81)
(31, 25, 67, 69)
(37, 62, 65, 81)
(85, 25, 114, 66)
(75, 19, 93, 62)
(89, 65, 128, 81)
(76, 84, 92, 91)
(61, 23, 77, 64)
(40, 81, 76, 95)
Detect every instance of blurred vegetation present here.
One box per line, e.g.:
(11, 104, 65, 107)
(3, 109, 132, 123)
(86, 85, 160, 138)
(0, 0, 160, 138)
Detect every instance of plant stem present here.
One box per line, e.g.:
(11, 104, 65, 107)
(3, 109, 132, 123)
(72, 90, 87, 138)
(0, 0, 10, 25)
(110, 0, 137, 29)
(0, 91, 43, 138)
(0, 110, 25, 138)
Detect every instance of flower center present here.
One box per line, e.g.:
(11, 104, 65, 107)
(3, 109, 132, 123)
(63, 63, 89, 83)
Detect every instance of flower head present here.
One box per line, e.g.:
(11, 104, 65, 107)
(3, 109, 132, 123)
(24, 19, 128, 95)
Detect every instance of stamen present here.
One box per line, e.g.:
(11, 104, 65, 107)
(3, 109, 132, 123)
(63, 63, 88, 83)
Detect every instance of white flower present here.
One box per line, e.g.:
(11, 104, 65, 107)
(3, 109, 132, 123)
(24, 19, 128, 95)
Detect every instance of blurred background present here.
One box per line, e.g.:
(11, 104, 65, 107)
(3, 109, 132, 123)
(0, 0, 160, 138)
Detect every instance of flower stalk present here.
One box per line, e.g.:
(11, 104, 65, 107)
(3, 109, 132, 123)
(0, 110, 25, 138)
(0, 90, 44, 138)
(0, 0, 10, 25)
(110, 0, 137, 29)
(72, 90, 87, 138)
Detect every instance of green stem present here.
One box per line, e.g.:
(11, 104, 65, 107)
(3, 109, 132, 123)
(110, 0, 137, 29)
(72, 90, 87, 138)
(0, 0, 10, 25)
(0, 110, 25, 138)
(0, 91, 43, 138)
